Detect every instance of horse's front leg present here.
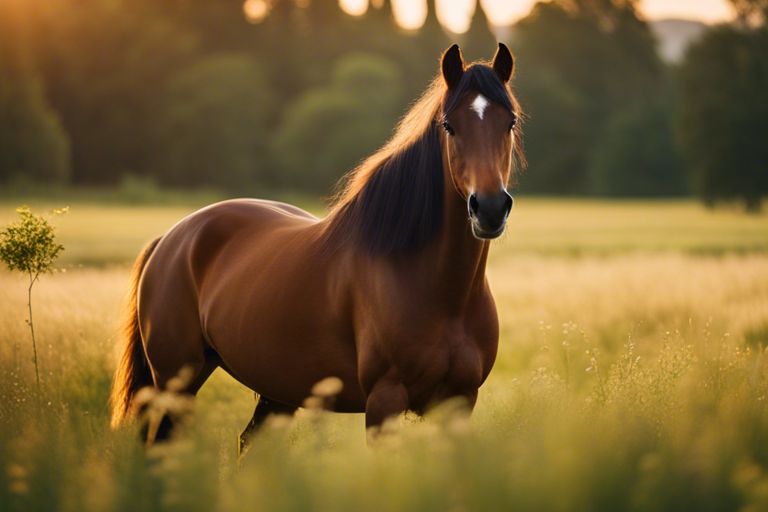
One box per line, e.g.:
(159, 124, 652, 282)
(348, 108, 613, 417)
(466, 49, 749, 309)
(365, 374, 408, 439)
(239, 395, 297, 455)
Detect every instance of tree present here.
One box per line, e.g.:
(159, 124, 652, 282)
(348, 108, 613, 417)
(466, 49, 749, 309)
(37, 0, 198, 184)
(589, 99, 686, 196)
(677, 24, 768, 211)
(0, 207, 66, 392)
(156, 54, 273, 189)
(272, 53, 403, 192)
(729, 0, 768, 26)
(0, 0, 70, 185)
(514, 0, 665, 194)
(515, 68, 591, 193)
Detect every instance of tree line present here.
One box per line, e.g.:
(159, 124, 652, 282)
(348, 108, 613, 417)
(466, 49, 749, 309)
(1, 0, 766, 210)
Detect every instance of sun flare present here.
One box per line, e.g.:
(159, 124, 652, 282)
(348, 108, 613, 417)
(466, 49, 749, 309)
(338, 0, 734, 30)
(343, 0, 368, 16)
(243, 0, 269, 23)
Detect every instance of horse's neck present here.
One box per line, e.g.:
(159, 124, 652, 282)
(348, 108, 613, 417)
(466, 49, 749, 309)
(418, 168, 489, 314)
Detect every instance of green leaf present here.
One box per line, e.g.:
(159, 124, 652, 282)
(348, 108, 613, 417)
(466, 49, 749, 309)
(0, 206, 66, 275)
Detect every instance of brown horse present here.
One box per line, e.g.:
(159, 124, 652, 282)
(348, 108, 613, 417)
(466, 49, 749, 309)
(110, 43, 524, 447)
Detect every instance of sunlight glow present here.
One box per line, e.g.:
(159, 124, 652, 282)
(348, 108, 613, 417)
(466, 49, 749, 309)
(340, 0, 735, 28)
(437, 0, 474, 34)
(243, 0, 269, 24)
(480, 0, 532, 26)
(392, 0, 427, 30)
(343, 0, 369, 17)
(640, 0, 734, 23)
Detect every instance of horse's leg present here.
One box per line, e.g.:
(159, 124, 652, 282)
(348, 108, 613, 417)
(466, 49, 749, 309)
(148, 354, 218, 444)
(239, 396, 297, 455)
(364, 376, 409, 440)
(143, 320, 218, 446)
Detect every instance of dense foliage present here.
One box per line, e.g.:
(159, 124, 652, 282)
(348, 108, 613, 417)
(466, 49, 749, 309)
(589, 99, 686, 197)
(0, 206, 64, 276)
(156, 54, 274, 189)
(272, 53, 404, 191)
(0, 0, 764, 205)
(513, 1, 672, 195)
(677, 11, 768, 211)
(0, 0, 70, 186)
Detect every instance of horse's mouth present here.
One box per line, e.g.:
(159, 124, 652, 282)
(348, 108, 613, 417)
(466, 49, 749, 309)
(471, 221, 506, 240)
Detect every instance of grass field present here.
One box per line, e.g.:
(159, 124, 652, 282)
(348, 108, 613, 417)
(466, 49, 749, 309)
(2, 197, 768, 264)
(1, 198, 767, 511)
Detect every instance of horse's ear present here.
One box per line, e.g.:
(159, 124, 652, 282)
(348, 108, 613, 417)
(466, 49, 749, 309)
(492, 43, 515, 83)
(441, 44, 465, 89)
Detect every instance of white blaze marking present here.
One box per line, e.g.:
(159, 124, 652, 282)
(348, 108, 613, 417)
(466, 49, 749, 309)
(471, 94, 489, 120)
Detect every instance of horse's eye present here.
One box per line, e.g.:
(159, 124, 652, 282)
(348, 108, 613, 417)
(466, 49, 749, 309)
(442, 120, 455, 136)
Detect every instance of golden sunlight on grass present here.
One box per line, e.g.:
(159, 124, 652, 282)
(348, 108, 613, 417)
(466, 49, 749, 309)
(1, 250, 767, 510)
(2, 198, 764, 265)
(1, 199, 766, 510)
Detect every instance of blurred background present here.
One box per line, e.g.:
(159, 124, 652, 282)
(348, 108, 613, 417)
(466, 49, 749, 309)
(0, 0, 766, 210)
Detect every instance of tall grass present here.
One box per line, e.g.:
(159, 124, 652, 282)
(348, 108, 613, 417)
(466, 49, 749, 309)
(1, 251, 767, 511)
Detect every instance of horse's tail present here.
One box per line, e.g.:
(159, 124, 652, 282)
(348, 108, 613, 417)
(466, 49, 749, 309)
(109, 237, 161, 429)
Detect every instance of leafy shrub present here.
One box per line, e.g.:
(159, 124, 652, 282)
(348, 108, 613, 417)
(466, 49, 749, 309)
(0, 206, 66, 390)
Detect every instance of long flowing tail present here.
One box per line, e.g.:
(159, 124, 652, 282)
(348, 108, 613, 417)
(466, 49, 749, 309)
(109, 237, 161, 429)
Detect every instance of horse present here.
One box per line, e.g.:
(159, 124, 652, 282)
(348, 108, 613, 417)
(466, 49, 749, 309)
(109, 43, 524, 448)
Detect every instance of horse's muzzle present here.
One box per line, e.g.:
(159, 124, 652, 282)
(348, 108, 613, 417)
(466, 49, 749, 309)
(468, 190, 513, 239)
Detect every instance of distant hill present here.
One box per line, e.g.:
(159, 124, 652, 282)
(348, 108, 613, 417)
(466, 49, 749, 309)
(651, 19, 709, 62)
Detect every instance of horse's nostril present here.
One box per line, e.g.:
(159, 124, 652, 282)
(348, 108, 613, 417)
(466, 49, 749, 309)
(468, 194, 480, 216)
(504, 192, 513, 213)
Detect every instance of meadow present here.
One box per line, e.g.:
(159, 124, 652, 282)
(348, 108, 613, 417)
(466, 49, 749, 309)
(1, 197, 768, 511)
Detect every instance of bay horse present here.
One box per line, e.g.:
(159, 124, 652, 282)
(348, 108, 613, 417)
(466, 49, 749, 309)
(109, 43, 524, 447)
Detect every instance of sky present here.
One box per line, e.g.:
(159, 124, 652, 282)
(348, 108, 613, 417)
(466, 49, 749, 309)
(339, 0, 735, 32)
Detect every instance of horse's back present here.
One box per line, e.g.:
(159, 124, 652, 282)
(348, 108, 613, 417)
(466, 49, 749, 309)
(184, 198, 318, 235)
(163, 197, 314, 256)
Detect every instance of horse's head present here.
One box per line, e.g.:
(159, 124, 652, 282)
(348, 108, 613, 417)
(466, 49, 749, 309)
(440, 43, 521, 240)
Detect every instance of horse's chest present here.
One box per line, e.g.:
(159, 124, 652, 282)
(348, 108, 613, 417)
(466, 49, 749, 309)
(399, 333, 487, 412)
